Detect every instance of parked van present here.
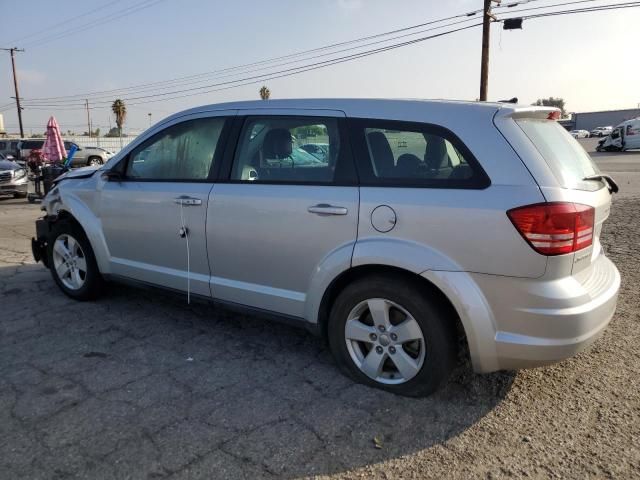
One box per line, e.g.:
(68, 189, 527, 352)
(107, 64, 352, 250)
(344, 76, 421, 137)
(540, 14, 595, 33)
(596, 118, 640, 152)
(32, 99, 620, 396)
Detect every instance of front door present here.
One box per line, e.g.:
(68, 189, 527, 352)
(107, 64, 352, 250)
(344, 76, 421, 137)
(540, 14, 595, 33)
(610, 127, 623, 150)
(207, 112, 359, 318)
(99, 114, 231, 296)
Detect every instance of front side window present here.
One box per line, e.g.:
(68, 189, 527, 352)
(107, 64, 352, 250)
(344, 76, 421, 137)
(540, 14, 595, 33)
(351, 119, 487, 187)
(126, 117, 225, 180)
(231, 117, 342, 183)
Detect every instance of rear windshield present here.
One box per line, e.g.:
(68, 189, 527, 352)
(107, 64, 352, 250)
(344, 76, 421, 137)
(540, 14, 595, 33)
(515, 118, 600, 190)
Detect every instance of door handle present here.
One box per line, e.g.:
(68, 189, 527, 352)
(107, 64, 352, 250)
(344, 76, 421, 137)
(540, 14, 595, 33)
(307, 204, 348, 216)
(174, 196, 202, 206)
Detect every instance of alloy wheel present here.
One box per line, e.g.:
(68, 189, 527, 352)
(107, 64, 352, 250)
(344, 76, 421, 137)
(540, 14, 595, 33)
(344, 298, 426, 385)
(52, 234, 87, 290)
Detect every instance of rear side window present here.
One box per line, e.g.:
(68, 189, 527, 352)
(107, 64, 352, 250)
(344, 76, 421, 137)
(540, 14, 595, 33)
(515, 119, 599, 190)
(349, 119, 489, 188)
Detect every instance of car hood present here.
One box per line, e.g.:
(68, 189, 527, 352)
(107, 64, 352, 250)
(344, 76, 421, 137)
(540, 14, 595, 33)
(0, 159, 20, 170)
(56, 165, 100, 181)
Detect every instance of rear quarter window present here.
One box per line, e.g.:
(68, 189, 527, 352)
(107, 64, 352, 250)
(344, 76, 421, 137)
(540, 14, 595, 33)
(515, 118, 599, 190)
(349, 118, 490, 189)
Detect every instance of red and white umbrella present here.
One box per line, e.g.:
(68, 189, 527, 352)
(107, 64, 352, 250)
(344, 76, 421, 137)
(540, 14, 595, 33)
(41, 116, 66, 163)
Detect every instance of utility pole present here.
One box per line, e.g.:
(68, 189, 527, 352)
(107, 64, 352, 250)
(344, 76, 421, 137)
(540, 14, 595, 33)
(85, 99, 92, 138)
(2, 47, 25, 137)
(479, 0, 499, 101)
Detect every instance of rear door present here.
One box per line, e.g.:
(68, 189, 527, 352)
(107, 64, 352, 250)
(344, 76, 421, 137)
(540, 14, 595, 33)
(206, 110, 359, 318)
(497, 110, 613, 275)
(99, 113, 233, 295)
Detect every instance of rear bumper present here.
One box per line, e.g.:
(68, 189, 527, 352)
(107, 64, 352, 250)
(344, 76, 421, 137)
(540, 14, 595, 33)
(424, 254, 620, 373)
(473, 254, 619, 371)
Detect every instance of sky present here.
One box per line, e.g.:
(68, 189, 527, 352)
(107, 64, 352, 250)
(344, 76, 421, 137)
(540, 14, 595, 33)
(1, 0, 639, 135)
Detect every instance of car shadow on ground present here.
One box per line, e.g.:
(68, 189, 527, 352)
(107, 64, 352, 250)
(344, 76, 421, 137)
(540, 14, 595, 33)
(1, 264, 516, 479)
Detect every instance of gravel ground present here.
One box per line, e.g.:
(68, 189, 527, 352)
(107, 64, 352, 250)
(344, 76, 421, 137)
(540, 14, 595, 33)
(0, 150, 639, 479)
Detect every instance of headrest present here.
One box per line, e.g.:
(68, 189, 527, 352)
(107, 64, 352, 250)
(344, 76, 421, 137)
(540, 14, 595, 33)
(263, 128, 293, 159)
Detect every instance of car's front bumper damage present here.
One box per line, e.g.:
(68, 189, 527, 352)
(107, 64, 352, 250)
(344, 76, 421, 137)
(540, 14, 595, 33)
(31, 216, 56, 267)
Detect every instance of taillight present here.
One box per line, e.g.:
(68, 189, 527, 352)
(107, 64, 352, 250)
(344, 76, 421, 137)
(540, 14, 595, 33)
(507, 202, 595, 256)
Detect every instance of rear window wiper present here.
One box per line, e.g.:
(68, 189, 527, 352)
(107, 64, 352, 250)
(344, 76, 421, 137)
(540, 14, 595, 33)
(583, 174, 619, 194)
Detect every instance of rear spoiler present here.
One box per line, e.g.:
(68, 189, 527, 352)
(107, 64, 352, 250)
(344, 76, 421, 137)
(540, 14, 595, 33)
(494, 105, 561, 121)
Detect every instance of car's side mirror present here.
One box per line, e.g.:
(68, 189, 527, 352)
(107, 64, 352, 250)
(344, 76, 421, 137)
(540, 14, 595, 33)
(101, 170, 122, 182)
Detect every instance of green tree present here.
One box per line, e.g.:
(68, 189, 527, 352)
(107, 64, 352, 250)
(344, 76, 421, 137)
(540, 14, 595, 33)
(111, 99, 127, 146)
(105, 127, 125, 138)
(533, 97, 566, 117)
(259, 86, 271, 100)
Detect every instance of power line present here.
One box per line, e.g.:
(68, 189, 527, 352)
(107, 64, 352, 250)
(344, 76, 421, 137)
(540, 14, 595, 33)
(514, 1, 640, 17)
(19, 0, 618, 105)
(22, 9, 488, 103)
(22, 0, 167, 48)
(12, 1, 636, 114)
(22, 16, 482, 106)
(7, 0, 123, 44)
(498, 1, 640, 20)
(497, 0, 603, 15)
(16, 22, 482, 113)
(121, 23, 483, 107)
(33, 22, 484, 108)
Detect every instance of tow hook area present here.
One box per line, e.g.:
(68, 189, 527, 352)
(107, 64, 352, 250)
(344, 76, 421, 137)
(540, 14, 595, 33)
(32, 217, 54, 267)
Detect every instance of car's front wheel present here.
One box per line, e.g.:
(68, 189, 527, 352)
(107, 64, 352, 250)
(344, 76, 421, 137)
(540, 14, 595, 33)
(47, 221, 104, 300)
(87, 156, 103, 166)
(328, 275, 457, 397)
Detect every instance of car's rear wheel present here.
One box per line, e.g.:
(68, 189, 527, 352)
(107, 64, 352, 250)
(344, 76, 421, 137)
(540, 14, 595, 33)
(14, 191, 28, 198)
(328, 275, 457, 397)
(87, 156, 103, 166)
(47, 221, 103, 300)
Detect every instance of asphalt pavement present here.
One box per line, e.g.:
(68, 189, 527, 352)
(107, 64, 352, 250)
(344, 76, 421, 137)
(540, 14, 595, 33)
(0, 142, 638, 479)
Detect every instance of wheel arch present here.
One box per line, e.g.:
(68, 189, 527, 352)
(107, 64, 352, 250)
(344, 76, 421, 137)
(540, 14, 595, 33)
(316, 264, 469, 361)
(50, 200, 111, 274)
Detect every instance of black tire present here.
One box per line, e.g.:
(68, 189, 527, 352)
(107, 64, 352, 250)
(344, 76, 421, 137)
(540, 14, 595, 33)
(87, 156, 103, 166)
(328, 275, 457, 397)
(47, 220, 104, 301)
(14, 192, 28, 198)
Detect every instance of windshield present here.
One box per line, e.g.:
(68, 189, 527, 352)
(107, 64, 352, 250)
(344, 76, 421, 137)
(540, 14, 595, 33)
(515, 118, 600, 190)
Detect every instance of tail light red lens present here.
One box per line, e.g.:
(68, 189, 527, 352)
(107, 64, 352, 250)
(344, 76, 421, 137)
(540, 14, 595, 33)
(507, 202, 595, 256)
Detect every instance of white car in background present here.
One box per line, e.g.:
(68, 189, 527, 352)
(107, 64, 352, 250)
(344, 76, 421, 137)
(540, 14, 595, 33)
(570, 129, 590, 139)
(590, 126, 613, 137)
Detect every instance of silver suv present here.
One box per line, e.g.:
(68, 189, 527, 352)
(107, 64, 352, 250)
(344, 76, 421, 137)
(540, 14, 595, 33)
(32, 99, 620, 397)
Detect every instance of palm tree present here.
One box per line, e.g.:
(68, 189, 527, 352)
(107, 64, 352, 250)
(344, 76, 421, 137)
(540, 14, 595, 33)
(259, 86, 271, 100)
(111, 99, 127, 147)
